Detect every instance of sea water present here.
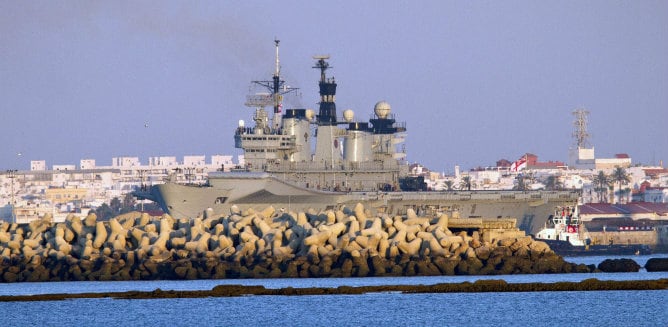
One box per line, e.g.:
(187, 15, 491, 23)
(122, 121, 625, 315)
(1, 254, 667, 326)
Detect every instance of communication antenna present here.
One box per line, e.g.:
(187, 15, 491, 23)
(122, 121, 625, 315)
(248, 39, 300, 108)
(572, 109, 591, 148)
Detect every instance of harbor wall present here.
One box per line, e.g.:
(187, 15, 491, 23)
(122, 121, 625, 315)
(588, 230, 661, 247)
(0, 204, 591, 283)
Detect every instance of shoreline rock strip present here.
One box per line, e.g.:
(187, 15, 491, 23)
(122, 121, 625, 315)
(2, 204, 595, 282)
(1, 278, 667, 302)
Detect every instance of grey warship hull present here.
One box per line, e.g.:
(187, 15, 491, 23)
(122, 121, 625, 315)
(139, 172, 579, 235)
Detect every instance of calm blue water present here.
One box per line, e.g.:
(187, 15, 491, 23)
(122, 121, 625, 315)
(1, 254, 667, 326)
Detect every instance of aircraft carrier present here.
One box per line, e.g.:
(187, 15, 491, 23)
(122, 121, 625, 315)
(135, 40, 579, 235)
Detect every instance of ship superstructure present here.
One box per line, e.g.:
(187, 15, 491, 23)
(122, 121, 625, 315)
(234, 42, 408, 192)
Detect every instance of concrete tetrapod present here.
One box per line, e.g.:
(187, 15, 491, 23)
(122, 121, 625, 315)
(0, 203, 593, 282)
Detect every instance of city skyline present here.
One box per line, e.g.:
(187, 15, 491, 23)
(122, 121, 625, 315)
(2, 1, 667, 172)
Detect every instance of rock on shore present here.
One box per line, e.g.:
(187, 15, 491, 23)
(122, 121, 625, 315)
(645, 258, 668, 272)
(0, 204, 591, 282)
(597, 259, 641, 273)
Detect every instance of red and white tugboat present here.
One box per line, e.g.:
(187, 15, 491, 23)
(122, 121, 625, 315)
(535, 206, 651, 256)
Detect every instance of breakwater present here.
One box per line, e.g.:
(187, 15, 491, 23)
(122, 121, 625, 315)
(1, 204, 592, 282)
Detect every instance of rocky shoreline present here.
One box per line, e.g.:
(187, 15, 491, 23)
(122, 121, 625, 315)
(3, 278, 668, 302)
(1, 204, 596, 282)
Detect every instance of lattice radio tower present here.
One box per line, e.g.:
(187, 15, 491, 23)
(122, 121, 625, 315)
(572, 109, 591, 148)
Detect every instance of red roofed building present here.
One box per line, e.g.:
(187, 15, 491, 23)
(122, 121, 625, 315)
(643, 168, 668, 179)
(519, 153, 565, 170)
(496, 159, 512, 168)
(579, 203, 668, 230)
(578, 203, 668, 247)
(580, 202, 668, 217)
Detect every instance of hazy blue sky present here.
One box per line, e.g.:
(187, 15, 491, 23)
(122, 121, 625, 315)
(2, 1, 667, 172)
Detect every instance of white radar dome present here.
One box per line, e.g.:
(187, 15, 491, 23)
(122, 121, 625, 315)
(238, 120, 245, 128)
(374, 101, 391, 119)
(305, 109, 315, 121)
(343, 109, 354, 122)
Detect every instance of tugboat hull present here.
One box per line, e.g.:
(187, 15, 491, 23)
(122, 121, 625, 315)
(541, 239, 652, 257)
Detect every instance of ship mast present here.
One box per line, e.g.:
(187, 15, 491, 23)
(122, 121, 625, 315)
(248, 39, 299, 132)
(313, 55, 337, 126)
(271, 39, 282, 130)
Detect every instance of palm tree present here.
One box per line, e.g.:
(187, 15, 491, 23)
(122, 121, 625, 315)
(514, 174, 528, 191)
(442, 180, 454, 191)
(615, 187, 632, 204)
(611, 166, 631, 204)
(544, 175, 563, 191)
(592, 171, 611, 203)
(608, 184, 615, 204)
(459, 176, 472, 191)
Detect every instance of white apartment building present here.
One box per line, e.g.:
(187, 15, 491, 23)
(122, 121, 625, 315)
(112, 157, 141, 167)
(212, 155, 236, 170)
(31, 160, 46, 171)
(183, 155, 206, 166)
(149, 156, 178, 166)
(53, 164, 76, 171)
(80, 159, 96, 169)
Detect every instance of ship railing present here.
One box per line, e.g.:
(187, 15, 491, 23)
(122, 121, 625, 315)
(396, 190, 580, 202)
(512, 191, 580, 200)
(235, 127, 255, 135)
(268, 160, 399, 172)
(209, 171, 271, 179)
(393, 121, 407, 131)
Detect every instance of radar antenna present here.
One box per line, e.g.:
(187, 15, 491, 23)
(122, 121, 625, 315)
(313, 55, 331, 82)
(572, 109, 591, 148)
(244, 93, 274, 108)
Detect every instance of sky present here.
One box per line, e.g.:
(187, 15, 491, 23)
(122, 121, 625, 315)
(2, 1, 667, 173)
